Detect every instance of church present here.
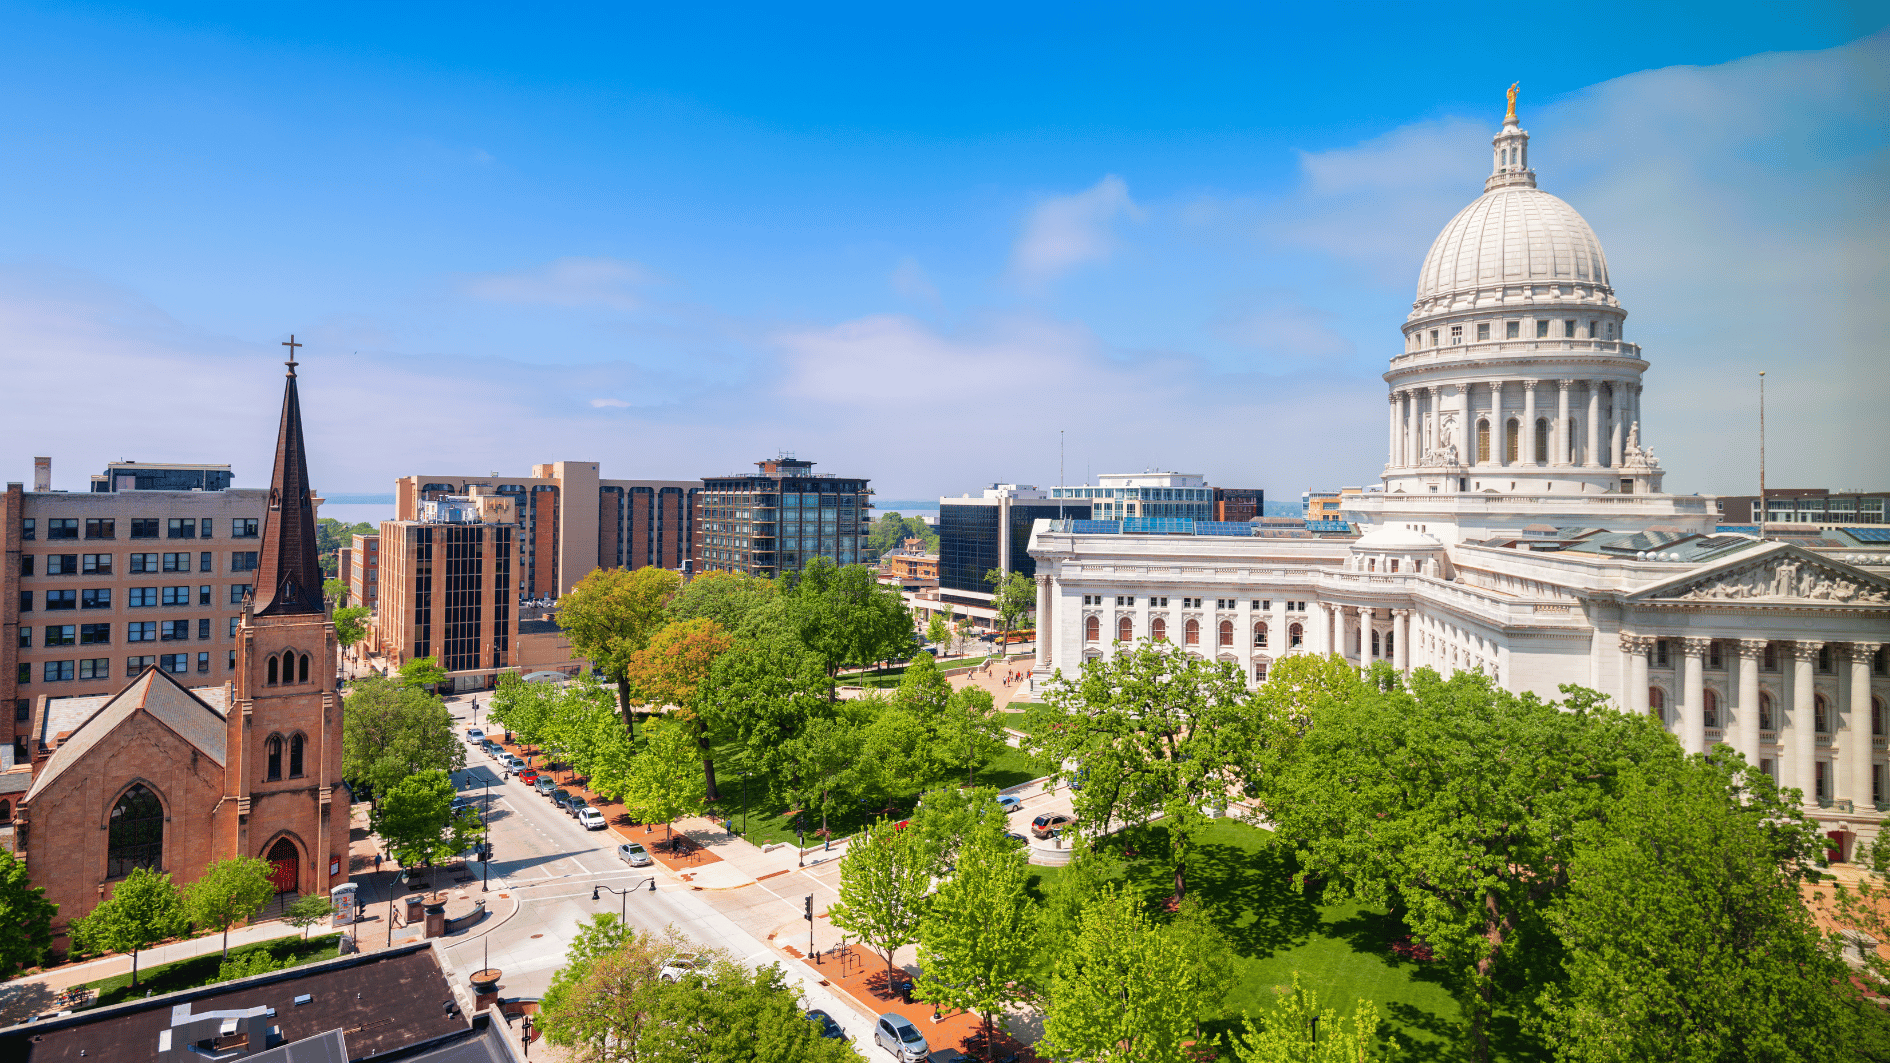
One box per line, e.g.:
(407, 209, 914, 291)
(1028, 91, 1890, 851)
(15, 354, 347, 947)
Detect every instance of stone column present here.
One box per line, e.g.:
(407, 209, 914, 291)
(1034, 575, 1052, 673)
(1736, 639, 1764, 769)
(1522, 381, 1538, 466)
(1388, 393, 1402, 468)
(1609, 383, 1625, 469)
(1682, 638, 1709, 755)
(1408, 389, 1425, 465)
(1852, 643, 1880, 809)
(1621, 633, 1650, 717)
(1792, 642, 1821, 803)
(1630, 383, 1643, 441)
(1394, 609, 1411, 673)
(1555, 380, 1573, 466)
(1584, 382, 1602, 467)
(1490, 381, 1506, 466)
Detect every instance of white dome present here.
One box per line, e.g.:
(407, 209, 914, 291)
(1414, 187, 1610, 304)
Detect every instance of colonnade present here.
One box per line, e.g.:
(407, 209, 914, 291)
(1621, 635, 1884, 809)
(1388, 380, 1642, 470)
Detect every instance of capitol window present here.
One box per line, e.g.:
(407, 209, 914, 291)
(1536, 320, 1550, 339)
(1506, 321, 1520, 339)
(1563, 319, 1577, 338)
(1476, 323, 1490, 341)
(1450, 325, 1463, 344)
(1429, 330, 1439, 347)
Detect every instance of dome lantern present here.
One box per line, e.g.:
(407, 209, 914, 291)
(1486, 83, 1535, 193)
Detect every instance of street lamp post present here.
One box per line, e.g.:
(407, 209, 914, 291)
(592, 879, 655, 924)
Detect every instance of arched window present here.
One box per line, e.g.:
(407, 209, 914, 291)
(1218, 620, 1234, 647)
(1151, 618, 1167, 642)
(265, 735, 283, 782)
(289, 734, 305, 778)
(1759, 692, 1774, 731)
(1085, 615, 1100, 643)
(1289, 623, 1304, 648)
(107, 784, 164, 878)
(1648, 687, 1665, 723)
(1371, 630, 1382, 657)
(0, 799, 10, 824)
(1254, 623, 1268, 648)
(267, 655, 279, 685)
(1534, 418, 1549, 464)
(1703, 688, 1719, 729)
(1183, 619, 1200, 646)
(1477, 419, 1491, 463)
(298, 654, 309, 684)
(1385, 629, 1395, 659)
(1815, 694, 1829, 733)
(1505, 419, 1519, 463)
(1117, 616, 1132, 642)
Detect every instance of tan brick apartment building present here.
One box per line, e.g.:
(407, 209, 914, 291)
(3, 460, 275, 755)
(373, 488, 520, 693)
(394, 462, 700, 598)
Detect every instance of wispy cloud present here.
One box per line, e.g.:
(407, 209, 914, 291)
(1009, 175, 1143, 288)
(889, 256, 940, 304)
(460, 256, 656, 311)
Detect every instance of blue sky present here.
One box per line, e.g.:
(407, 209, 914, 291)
(2, 2, 1886, 503)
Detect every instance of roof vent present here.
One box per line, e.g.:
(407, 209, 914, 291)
(293, 994, 313, 1007)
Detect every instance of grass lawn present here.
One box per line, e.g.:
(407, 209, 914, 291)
(85, 933, 343, 1009)
(1028, 820, 1533, 1061)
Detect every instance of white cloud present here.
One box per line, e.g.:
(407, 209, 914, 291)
(461, 256, 655, 311)
(1212, 295, 1357, 364)
(1009, 175, 1144, 287)
(589, 397, 631, 408)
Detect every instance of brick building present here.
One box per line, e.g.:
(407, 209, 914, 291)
(13, 358, 347, 946)
(3, 460, 271, 755)
(394, 463, 699, 599)
(373, 488, 518, 692)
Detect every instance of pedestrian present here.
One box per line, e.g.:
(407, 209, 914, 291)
(374, 852, 382, 873)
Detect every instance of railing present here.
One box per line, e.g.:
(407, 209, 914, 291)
(1705, 729, 1724, 743)
(1761, 731, 1778, 743)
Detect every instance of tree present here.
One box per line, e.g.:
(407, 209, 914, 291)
(342, 675, 465, 800)
(0, 849, 56, 979)
(696, 630, 833, 795)
(285, 894, 335, 940)
(983, 569, 1036, 643)
(789, 710, 866, 841)
(625, 618, 736, 798)
(397, 655, 448, 691)
(869, 511, 939, 558)
(558, 565, 683, 733)
(598, 716, 707, 840)
(665, 570, 778, 632)
(917, 819, 1036, 1059)
(545, 675, 635, 786)
(1228, 973, 1398, 1063)
(1025, 641, 1251, 901)
(1032, 834, 1121, 986)
(1040, 884, 1197, 1062)
(1254, 669, 1678, 1063)
(183, 857, 276, 959)
(486, 672, 563, 750)
(639, 958, 858, 1063)
(68, 867, 187, 987)
(894, 650, 952, 712)
(332, 605, 371, 649)
(925, 611, 953, 649)
(1533, 749, 1888, 1061)
(783, 557, 912, 682)
(908, 786, 1008, 874)
(323, 577, 350, 606)
(371, 770, 484, 871)
(829, 817, 934, 982)
(538, 917, 681, 1063)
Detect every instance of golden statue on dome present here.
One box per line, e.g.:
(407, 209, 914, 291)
(1506, 82, 1520, 122)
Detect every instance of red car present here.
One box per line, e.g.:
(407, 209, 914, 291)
(517, 768, 539, 786)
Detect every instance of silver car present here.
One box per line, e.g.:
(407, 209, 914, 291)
(617, 842, 653, 867)
(874, 1012, 928, 1061)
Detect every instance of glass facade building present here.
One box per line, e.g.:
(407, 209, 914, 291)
(938, 500, 1091, 593)
(696, 457, 871, 578)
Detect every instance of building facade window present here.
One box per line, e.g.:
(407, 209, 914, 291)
(1648, 686, 1665, 722)
(1151, 618, 1167, 642)
(1085, 615, 1099, 642)
(106, 785, 164, 878)
(1184, 619, 1200, 646)
(1219, 620, 1234, 647)
(1703, 689, 1719, 728)
(1815, 694, 1829, 733)
(265, 736, 282, 782)
(289, 734, 305, 778)
(1289, 623, 1303, 648)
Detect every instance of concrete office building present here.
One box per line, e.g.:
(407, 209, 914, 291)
(1714, 489, 1888, 527)
(695, 456, 871, 579)
(394, 463, 701, 598)
(4, 459, 273, 754)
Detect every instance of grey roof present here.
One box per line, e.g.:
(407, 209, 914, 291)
(26, 669, 227, 803)
(0, 769, 29, 796)
(36, 683, 228, 752)
(243, 1028, 348, 1063)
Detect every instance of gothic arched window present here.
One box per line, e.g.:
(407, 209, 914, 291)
(1085, 615, 1099, 643)
(1117, 616, 1132, 643)
(265, 735, 283, 782)
(267, 655, 278, 686)
(1183, 619, 1199, 646)
(289, 734, 305, 778)
(298, 654, 309, 684)
(107, 784, 164, 879)
(1218, 620, 1234, 647)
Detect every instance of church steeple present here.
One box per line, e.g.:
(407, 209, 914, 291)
(253, 336, 325, 616)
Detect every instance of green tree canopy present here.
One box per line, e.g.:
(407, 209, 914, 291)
(332, 605, 371, 648)
(284, 894, 335, 940)
(323, 578, 349, 606)
(924, 611, 953, 648)
(1229, 973, 1398, 1063)
(665, 570, 778, 632)
(829, 816, 934, 982)
(182, 857, 276, 958)
(342, 674, 464, 799)
(0, 849, 56, 980)
(69, 867, 188, 987)
(782, 557, 912, 680)
(916, 817, 1036, 1057)
(696, 629, 833, 798)
(538, 918, 681, 1063)
(558, 566, 683, 731)
(396, 656, 448, 690)
(485, 672, 563, 748)
(983, 569, 1036, 636)
(596, 715, 707, 839)
(1040, 883, 1197, 1062)
(868, 511, 937, 557)
(639, 958, 858, 1063)
(625, 617, 736, 798)
(370, 769, 483, 870)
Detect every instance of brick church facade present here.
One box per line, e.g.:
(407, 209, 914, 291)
(16, 355, 348, 946)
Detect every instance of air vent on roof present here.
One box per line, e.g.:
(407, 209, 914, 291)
(293, 994, 313, 1007)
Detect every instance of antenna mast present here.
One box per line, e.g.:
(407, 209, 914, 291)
(1758, 371, 1766, 537)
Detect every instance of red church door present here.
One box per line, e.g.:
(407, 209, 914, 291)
(267, 838, 300, 893)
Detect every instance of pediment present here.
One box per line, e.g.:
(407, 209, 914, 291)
(1634, 544, 1890, 606)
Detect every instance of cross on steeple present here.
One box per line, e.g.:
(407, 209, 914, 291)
(282, 335, 302, 375)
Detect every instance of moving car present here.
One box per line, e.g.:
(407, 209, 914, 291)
(465, 728, 485, 745)
(576, 807, 607, 830)
(1030, 812, 1074, 839)
(874, 1013, 929, 1060)
(617, 842, 653, 867)
(804, 1010, 844, 1039)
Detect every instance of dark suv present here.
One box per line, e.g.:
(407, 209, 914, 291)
(548, 789, 574, 812)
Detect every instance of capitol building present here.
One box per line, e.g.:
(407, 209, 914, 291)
(1027, 96, 1890, 849)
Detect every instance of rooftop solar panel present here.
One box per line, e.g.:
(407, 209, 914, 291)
(1844, 527, 1890, 543)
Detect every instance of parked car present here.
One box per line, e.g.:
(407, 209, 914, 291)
(534, 776, 558, 796)
(874, 1013, 929, 1061)
(576, 807, 607, 831)
(617, 842, 653, 867)
(480, 740, 500, 757)
(465, 728, 485, 745)
(996, 794, 1022, 813)
(1005, 830, 1029, 848)
(804, 1010, 845, 1039)
(660, 953, 705, 983)
(501, 754, 526, 772)
(516, 768, 538, 786)
(565, 794, 590, 817)
(548, 789, 574, 812)
(1030, 812, 1074, 839)
(450, 796, 478, 815)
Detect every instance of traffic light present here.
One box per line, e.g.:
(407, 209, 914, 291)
(803, 895, 813, 922)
